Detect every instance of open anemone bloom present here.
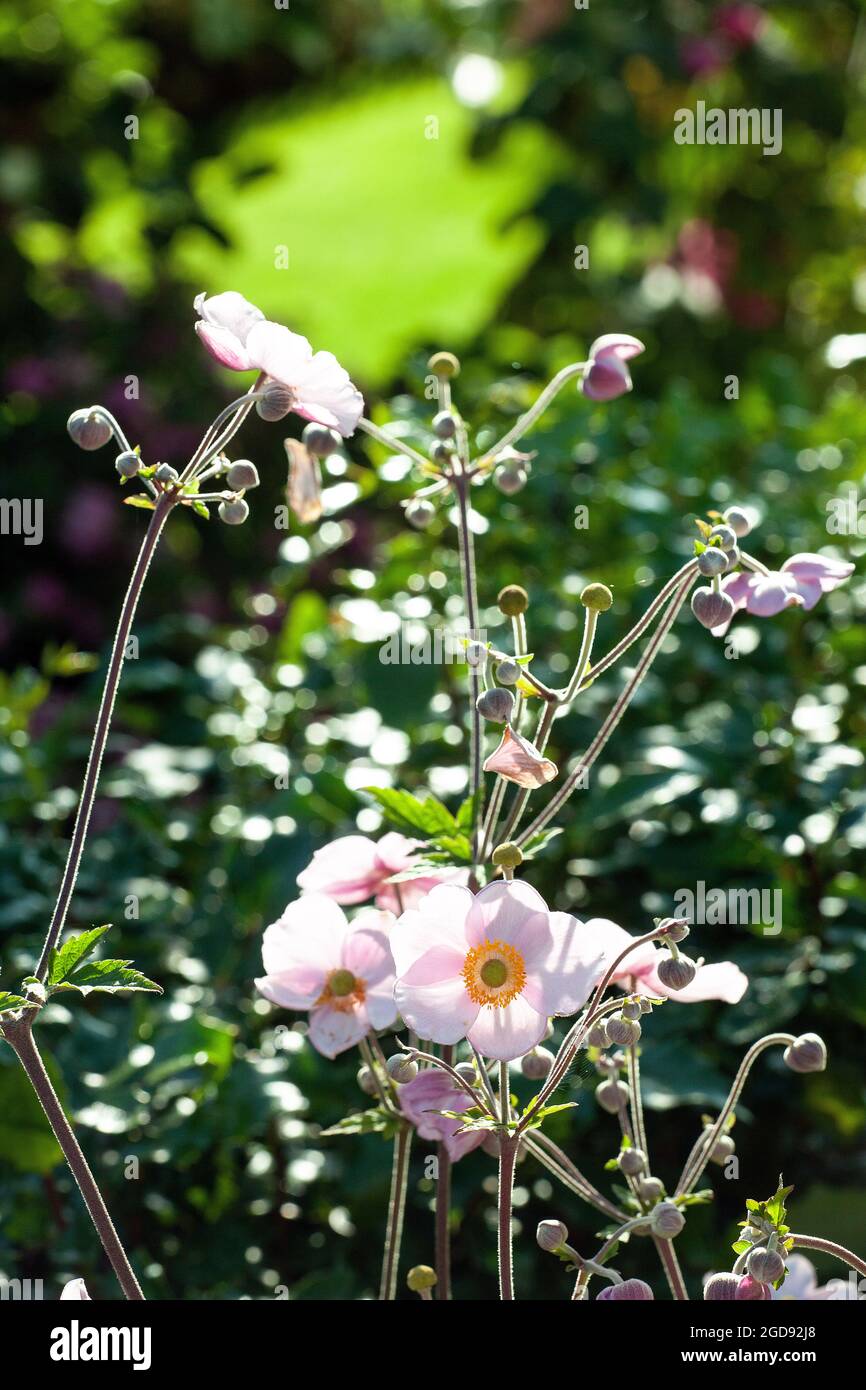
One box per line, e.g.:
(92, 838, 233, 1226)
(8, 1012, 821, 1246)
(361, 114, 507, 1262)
(579, 919, 747, 1004)
(712, 552, 854, 636)
(399, 1070, 485, 1162)
(482, 725, 558, 790)
(194, 291, 363, 437)
(296, 832, 466, 912)
(255, 896, 397, 1058)
(60, 1279, 91, 1300)
(771, 1254, 856, 1301)
(581, 333, 646, 401)
(392, 881, 605, 1062)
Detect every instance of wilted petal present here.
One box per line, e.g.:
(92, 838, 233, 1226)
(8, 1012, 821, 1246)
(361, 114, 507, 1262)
(285, 439, 323, 525)
(483, 725, 558, 789)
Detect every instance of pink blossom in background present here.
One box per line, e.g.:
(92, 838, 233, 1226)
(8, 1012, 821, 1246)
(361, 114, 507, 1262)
(392, 881, 605, 1061)
(399, 1070, 485, 1162)
(296, 832, 466, 912)
(482, 725, 558, 789)
(577, 918, 748, 1004)
(713, 4, 766, 47)
(255, 896, 397, 1058)
(194, 291, 363, 436)
(680, 36, 731, 79)
(712, 553, 854, 636)
(771, 1254, 857, 1301)
(581, 333, 645, 402)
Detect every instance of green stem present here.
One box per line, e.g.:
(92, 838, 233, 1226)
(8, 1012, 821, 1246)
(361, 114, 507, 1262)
(435, 1044, 454, 1299)
(788, 1234, 866, 1280)
(379, 1122, 413, 1300)
(452, 469, 484, 862)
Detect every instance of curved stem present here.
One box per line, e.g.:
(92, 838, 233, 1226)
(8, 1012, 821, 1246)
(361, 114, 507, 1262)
(654, 1236, 689, 1300)
(478, 361, 587, 464)
(452, 469, 484, 861)
(524, 1132, 628, 1223)
(788, 1234, 866, 1280)
(358, 416, 433, 473)
(3, 1017, 144, 1299)
(379, 1123, 413, 1300)
(35, 491, 176, 981)
(571, 559, 699, 695)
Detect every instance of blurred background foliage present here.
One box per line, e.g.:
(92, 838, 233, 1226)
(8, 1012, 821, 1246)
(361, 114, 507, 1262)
(1, 0, 865, 1299)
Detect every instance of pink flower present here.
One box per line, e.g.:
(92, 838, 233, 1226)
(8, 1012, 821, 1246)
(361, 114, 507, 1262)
(712, 553, 854, 636)
(392, 881, 606, 1062)
(581, 334, 645, 402)
(255, 896, 397, 1058)
(771, 1254, 857, 1301)
(60, 1278, 91, 1300)
(297, 833, 466, 912)
(596, 1278, 654, 1300)
(399, 1070, 485, 1162)
(482, 725, 558, 789)
(579, 919, 748, 1004)
(194, 291, 363, 437)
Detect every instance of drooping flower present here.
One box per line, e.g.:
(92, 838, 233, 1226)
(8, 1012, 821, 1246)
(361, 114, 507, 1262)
(596, 1278, 654, 1300)
(296, 833, 466, 912)
(392, 881, 606, 1062)
(399, 1070, 485, 1162)
(482, 725, 558, 789)
(255, 896, 397, 1057)
(771, 1254, 857, 1301)
(578, 918, 748, 1004)
(194, 291, 363, 437)
(60, 1278, 91, 1300)
(581, 334, 646, 402)
(711, 553, 854, 636)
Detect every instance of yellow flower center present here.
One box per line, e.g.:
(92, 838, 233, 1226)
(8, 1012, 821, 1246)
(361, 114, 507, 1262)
(317, 969, 365, 1013)
(462, 939, 526, 1008)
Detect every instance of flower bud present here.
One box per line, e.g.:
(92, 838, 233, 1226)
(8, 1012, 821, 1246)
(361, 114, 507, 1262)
(476, 687, 515, 723)
(386, 1054, 418, 1085)
(621, 998, 642, 1022)
(783, 1032, 826, 1074)
(430, 439, 454, 463)
(465, 641, 487, 668)
(606, 1013, 641, 1047)
(115, 451, 140, 478)
(651, 1201, 685, 1239)
(155, 463, 179, 484)
(432, 410, 457, 439)
(597, 1279, 654, 1301)
(697, 547, 728, 578)
(709, 523, 738, 549)
(660, 918, 690, 943)
(638, 996, 654, 1014)
(536, 1219, 569, 1254)
(723, 506, 752, 538)
(67, 407, 112, 451)
(585, 1021, 610, 1049)
(748, 1246, 785, 1284)
(405, 498, 436, 529)
(226, 460, 260, 491)
(580, 582, 613, 613)
(521, 1046, 554, 1080)
(498, 584, 529, 617)
(691, 586, 735, 631)
(596, 1079, 630, 1114)
(357, 1064, 378, 1096)
(704, 1272, 740, 1301)
(492, 841, 523, 871)
(494, 659, 520, 685)
(723, 544, 741, 572)
(708, 1132, 735, 1165)
(302, 422, 341, 458)
(454, 1061, 476, 1084)
(618, 1147, 647, 1176)
(656, 954, 697, 991)
(736, 1275, 771, 1301)
(637, 1176, 665, 1202)
(494, 463, 527, 495)
(218, 498, 250, 526)
(406, 1265, 437, 1293)
(256, 380, 295, 422)
(428, 351, 460, 379)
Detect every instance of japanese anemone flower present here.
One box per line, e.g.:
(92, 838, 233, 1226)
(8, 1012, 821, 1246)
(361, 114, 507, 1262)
(193, 291, 364, 437)
(581, 333, 646, 401)
(712, 552, 854, 636)
(578, 918, 747, 1003)
(399, 1070, 486, 1162)
(392, 881, 606, 1062)
(296, 832, 466, 912)
(255, 896, 397, 1058)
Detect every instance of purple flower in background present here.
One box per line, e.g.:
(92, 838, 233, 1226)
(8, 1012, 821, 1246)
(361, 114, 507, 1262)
(712, 552, 854, 635)
(581, 334, 645, 401)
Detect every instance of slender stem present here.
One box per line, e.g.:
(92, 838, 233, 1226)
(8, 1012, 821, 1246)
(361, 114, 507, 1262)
(571, 559, 699, 696)
(627, 1035, 648, 1161)
(524, 1132, 628, 1222)
(480, 612, 528, 858)
(562, 608, 599, 705)
(478, 361, 587, 464)
(435, 1044, 454, 1300)
(497, 1136, 517, 1301)
(788, 1234, 866, 1280)
(35, 491, 175, 981)
(358, 416, 433, 473)
(452, 468, 484, 861)
(3, 1017, 144, 1299)
(180, 378, 266, 483)
(379, 1122, 413, 1300)
(516, 573, 696, 848)
(654, 1236, 689, 1300)
(675, 1033, 795, 1196)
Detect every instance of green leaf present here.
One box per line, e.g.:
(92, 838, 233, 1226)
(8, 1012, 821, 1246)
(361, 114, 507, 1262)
(47, 926, 112, 986)
(0, 992, 37, 1015)
(123, 494, 156, 510)
(520, 827, 563, 860)
(55, 960, 162, 995)
(363, 787, 457, 837)
(320, 1107, 400, 1138)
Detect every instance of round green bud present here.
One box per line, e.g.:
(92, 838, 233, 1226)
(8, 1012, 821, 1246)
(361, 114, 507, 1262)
(226, 460, 260, 491)
(405, 498, 436, 529)
(406, 1265, 437, 1293)
(427, 351, 460, 379)
(218, 498, 250, 526)
(386, 1054, 418, 1084)
(115, 451, 140, 478)
(495, 659, 520, 685)
(476, 687, 514, 723)
(432, 410, 457, 440)
(154, 463, 179, 484)
(492, 842, 523, 870)
(580, 583, 613, 612)
(494, 463, 527, 495)
(498, 584, 529, 617)
(536, 1219, 568, 1253)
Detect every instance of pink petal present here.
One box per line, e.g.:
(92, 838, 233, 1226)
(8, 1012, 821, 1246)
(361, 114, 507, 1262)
(259, 895, 348, 1002)
(399, 1072, 484, 1161)
(364, 982, 399, 1030)
(588, 333, 646, 362)
(194, 290, 265, 343)
(343, 911, 395, 985)
(465, 879, 552, 964)
(577, 917, 659, 985)
(581, 358, 632, 401)
(307, 1003, 368, 1058)
(194, 320, 253, 371)
(376, 866, 470, 913)
(745, 574, 805, 617)
(294, 350, 364, 437)
(467, 993, 547, 1061)
(639, 959, 748, 1004)
(483, 725, 558, 789)
(398, 945, 468, 987)
(389, 884, 475, 977)
(297, 835, 383, 903)
(394, 975, 479, 1044)
(246, 320, 314, 385)
(373, 832, 419, 874)
(60, 1278, 91, 1300)
(530, 911, 609, 1015)
(720, 571, 754, 611)
(781, 552, 854, 592)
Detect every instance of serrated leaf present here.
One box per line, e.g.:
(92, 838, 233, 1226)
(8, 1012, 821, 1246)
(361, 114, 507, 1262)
(363, 787, 457, 836)
(47, 926, 112, 986)
(0, 992, 37, 1015)
(319, 1107, 399, 1138)
(56, 960, 162, 995)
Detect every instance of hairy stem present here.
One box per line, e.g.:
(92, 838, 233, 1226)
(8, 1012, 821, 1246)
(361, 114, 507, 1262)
(379, 1122, 413, 1300)
(788, 1234, 866, 1280)
(3, 1017, 144, 1299)
(654, 1236, 689, 1300)
(435, 1044, 454, 1299)
(452, 469, 484, 861)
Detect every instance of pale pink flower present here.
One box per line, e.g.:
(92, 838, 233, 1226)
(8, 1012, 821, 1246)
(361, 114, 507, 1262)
(579, 918, 747, 1004)
(712, 553, 854, 636)
(596, 1278, 654, 1300)
(399, 1070, 485, 1162)
(255, 896, 397, 1058)
(482, 725, 558, 789)
(392, 881, 605, 1062)
(194, 291, 363, 437)
(60, 1278, 91, 1300)
(771, 1254, 857, 1301)
(581, 334, 645, 402)
(297, 832, 466, 912)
